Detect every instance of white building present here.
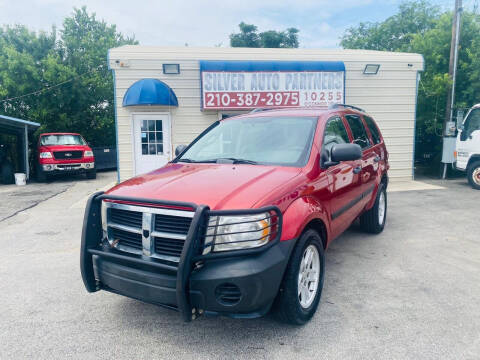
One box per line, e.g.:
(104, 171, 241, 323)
(108, 46, 424, 182)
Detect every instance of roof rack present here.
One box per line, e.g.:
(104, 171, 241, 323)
(248, 107, 283, 113)
(248, 106, 330, 114)
(328, 103, 366, 112)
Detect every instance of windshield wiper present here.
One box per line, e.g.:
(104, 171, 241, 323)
(177, 158, 217, 163)
(215, 158, 258, 164)
(178, 158, 258, 164)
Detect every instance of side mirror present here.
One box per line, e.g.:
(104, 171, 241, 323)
(331, 143, 362, 162)
(175, 144, 187, 156)
(456, 109, 464, 130)
(330, 144, 362, 163)
(322, 143, 362, 168)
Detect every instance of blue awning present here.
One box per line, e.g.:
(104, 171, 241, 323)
(122, 78, 178, 107)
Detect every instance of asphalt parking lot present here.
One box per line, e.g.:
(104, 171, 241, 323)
(0, 173, 479, 359)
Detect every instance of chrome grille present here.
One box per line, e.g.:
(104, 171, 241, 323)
(153, 236, 185, 257)
(111, 227, 143, 249)
(53, 150, 83, 159)
(110, 208, 143, 228)
(154, 214, 191, 234)
(103, 201, 194, 263)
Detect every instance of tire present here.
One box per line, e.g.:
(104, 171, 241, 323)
(467, 161, 480, 190)
(274, 229, 325, 325)
(360, 184, 387, 234)
(86, 169, 97, 179)
(0, 161, 15, 184)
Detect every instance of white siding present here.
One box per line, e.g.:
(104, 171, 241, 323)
(110, 46, 423, 182)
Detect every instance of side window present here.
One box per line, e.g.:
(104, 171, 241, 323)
(345, 115, 371, 149)
(323, 116, 350, 152)
(364, 116, 382, 145)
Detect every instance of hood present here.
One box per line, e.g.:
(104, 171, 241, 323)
(39, 145, 90, 152)
(106, 163, 302, 210)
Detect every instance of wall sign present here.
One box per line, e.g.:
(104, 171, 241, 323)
(200, 60, 345, 110)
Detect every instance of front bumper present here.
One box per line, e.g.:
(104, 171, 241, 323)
(42, 162, 95, 173)
(81, 192, 291, 321)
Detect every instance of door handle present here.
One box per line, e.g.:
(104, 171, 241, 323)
(353, 166, 362, 174)
(374, 156, 381, 163)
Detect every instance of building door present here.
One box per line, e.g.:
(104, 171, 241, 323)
(133, 113, 171, 175)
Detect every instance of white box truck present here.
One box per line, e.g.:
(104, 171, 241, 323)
(456, 104, 480, 189)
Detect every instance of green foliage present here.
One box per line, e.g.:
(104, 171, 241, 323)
(341, 1, 441, 51)
(0, 6, 137, 146)
(230, 22, 299, 48)
(340, 0, 480, 160)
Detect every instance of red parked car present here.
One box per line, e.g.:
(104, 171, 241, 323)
(81, 105, 389, 324)
(36, 132, 96, 181)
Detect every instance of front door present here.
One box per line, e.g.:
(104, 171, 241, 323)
(459, 107, 480, 153)
(133, 113, 171, 175)
(320, 115, 363, 239)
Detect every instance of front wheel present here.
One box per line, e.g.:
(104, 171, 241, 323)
(467, 161, 480, 190)
(274, 229, 325, 325)
(360, 184, 387, 234)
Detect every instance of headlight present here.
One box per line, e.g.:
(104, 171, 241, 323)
(204, 212, 271, 253)
(84, 150, 94, 157)
(39, 151, 52, 158)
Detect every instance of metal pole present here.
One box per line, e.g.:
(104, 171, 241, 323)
(450, 0, 462, 124)
(24, 124, 29, 180)
(442, 0, 462, 179)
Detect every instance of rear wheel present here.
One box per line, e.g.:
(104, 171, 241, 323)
(360, 185, 387, 234)
(274, 229, 325, 325)
(467, 161, 480, 190)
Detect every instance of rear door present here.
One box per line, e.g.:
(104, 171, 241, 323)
(363, 114, 386, 174)
(321, 115, 363, 238)
(344, 114, 377, 206)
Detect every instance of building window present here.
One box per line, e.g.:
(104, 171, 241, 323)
(163, 64, 180, 74)
(141, 120, 163, 155)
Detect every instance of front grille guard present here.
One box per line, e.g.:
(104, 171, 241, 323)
(80, 191, 282, 322)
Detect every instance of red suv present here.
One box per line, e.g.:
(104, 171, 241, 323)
(36, 133, 96, 181)
(81, 105, 389, 324)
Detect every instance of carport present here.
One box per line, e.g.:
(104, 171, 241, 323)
(0, 115, 40, 180)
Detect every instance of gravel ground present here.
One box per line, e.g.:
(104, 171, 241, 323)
(0, 174, 479, 360)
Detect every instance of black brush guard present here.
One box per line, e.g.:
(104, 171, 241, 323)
(80, 191, 282, 321)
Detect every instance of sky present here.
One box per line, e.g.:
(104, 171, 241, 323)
(0, 0, 464, 48)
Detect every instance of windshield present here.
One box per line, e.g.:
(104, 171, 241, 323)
(463, 108, 480, 138)
(177, 116, 318, 167)
(40, 134, 87, 146)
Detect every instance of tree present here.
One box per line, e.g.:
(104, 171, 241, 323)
(230, 23, 299, 48)
(0, 6, 137, 146)
(340, 1, 441, 51)
(340, 0, 480, 164)
(230, 22, 260, 47)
